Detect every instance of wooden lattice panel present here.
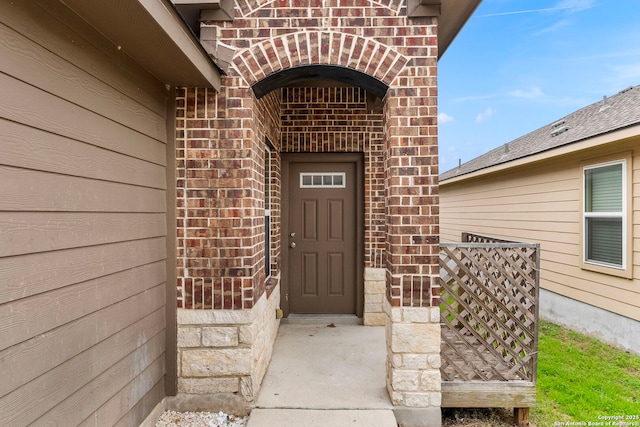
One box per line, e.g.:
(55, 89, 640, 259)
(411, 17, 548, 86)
(439, 240, 540, 383)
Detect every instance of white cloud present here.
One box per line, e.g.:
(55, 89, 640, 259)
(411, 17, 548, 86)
(478, 8, 566, 18)
(452, 94, 498, 103)
(478, 0, 594, 18)
(475, 107, 495, 123)
(611, 62, 640, 81)
(555, 0, 596, 13)
(438, 112, 454, 123)
(534, 19, 571, 35)
(508, 87, 545, 99)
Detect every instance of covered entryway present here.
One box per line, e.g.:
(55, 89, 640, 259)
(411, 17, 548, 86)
(171, 0, 481, 419)
(282, 153, 363, 316)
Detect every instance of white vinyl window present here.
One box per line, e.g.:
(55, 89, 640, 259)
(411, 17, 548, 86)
(264, 146, 273, 278)
(583, 160, 626, 269)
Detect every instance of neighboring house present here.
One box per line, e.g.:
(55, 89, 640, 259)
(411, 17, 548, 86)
(439, 85, 640, 355)
(0, 0, 480, 426)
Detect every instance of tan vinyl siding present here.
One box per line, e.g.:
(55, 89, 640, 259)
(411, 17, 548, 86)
(0, 1, 169, 425)
(441, 138, 640, 322)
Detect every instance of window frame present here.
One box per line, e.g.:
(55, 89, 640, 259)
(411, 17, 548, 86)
(264, 142, 274, 279)
(580, 155, 632, 278)
(299, 172, 347, 188)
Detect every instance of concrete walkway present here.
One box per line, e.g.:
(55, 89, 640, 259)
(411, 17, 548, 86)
(247, 319, 397, 426)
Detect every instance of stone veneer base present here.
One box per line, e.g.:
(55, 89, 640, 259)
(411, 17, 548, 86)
(176, 282, 280, 405)
(385, 298, 442, 411)
(364, 267, 386, 326)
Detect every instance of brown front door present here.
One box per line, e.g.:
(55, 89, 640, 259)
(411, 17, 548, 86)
(286, 157, 358, 314)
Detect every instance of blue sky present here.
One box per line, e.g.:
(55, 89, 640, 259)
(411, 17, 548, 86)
(438, 0, 640, 173)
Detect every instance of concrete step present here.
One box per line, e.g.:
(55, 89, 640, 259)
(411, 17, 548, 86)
(246, 409, 397, 427)
(281, 314, 362, 325)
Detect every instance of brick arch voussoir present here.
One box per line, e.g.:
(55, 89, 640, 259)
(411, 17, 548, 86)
(239, 0, 403, 18)
(233, 31, 409, 89)
(236, 0, 271, 17)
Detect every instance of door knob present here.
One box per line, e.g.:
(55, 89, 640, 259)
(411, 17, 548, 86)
(290, 242, 296, 248)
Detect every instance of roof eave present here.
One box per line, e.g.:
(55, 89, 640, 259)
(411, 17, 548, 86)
(438, 0, 482, 59)
(60, 0, 221, 89)
(440, 123, 640, 185)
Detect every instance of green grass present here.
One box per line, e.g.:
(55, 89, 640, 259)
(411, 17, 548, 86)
(442, 321, 640, 426)
(533, 321, 640, 425)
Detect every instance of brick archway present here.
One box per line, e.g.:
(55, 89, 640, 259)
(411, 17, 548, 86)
(233, 30, 408, 91)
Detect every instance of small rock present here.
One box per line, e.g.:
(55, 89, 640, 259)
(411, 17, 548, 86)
(155, 410, 248, 427)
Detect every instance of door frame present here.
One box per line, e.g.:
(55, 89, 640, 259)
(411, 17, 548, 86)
(281, 153, 364, 318)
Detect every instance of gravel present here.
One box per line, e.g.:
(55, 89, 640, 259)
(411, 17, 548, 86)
(155, 407, 518, 427)
(155, 410, 249, 427)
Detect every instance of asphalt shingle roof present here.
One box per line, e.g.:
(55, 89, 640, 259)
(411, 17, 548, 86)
(440, 84, 640, 181)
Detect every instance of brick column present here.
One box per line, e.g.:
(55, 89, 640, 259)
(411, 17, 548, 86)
(176, 83, 263, 311)
(175, 82, 282, 408)
(383, 82, 440, 309)
(383, 58, 442, 426)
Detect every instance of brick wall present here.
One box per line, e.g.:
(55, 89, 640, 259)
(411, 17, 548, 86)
(176, 86, 282, 310)
(176, 84, 389, 307)
(175, 0, 443, 412)
(384, 81, 440, 308)
(280, 86, 385, 267)
(177, 0, 440, 311)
